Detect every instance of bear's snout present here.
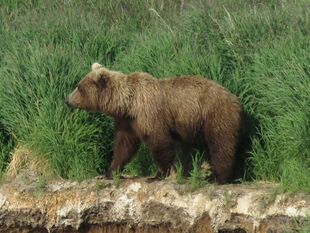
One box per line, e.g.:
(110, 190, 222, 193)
(65, 99, 75, 109)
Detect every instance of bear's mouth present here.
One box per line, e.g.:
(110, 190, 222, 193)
(65, 99, 78, 109)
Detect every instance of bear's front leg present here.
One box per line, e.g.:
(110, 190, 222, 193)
(106, 119, 140, 179)
(146, 136, 176, 181)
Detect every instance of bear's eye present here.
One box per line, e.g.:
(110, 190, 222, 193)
(77, 85, 85, 93)
(98, 75, 108, 87)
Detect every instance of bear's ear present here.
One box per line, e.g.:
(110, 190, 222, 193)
(92, 62, 102, 71)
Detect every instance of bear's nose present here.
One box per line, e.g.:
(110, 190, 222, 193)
(65, 99, 71, 108)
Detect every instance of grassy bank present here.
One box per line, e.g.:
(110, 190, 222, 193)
(0, 0, 309, 192)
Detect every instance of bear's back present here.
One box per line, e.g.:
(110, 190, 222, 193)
(159, 76, 240, 113)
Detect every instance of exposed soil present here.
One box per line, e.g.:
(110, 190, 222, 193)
(0, 173, 309, 233)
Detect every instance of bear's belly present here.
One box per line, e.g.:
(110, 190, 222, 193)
(170, 123, 203, 145)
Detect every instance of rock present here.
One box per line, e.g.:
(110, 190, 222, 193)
(0, 177, 309, 233)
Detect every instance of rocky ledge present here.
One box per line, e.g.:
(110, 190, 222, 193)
(0, 175, 309, 233)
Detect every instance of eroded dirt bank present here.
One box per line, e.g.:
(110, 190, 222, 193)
(0, 175, 309, 233)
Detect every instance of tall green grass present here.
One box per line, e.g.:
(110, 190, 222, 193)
(0, 0, 309, 192)
(0, 123, 14, 176)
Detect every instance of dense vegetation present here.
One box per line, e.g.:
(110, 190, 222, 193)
(0, 0, 309, 192)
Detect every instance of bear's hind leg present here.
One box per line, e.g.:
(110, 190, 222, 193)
(204, 108, 242, 184)
(209, 143, 235, 184)
(205, 129, 238, 184)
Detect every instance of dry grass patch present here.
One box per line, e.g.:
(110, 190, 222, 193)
(6, 146, 52, 179)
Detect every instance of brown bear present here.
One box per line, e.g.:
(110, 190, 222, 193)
(66, 63, 244, 184)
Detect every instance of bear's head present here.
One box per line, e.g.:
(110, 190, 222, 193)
(66, 63, 131, 116)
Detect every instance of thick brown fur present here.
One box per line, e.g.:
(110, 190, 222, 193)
(66, 63, 244, 184)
